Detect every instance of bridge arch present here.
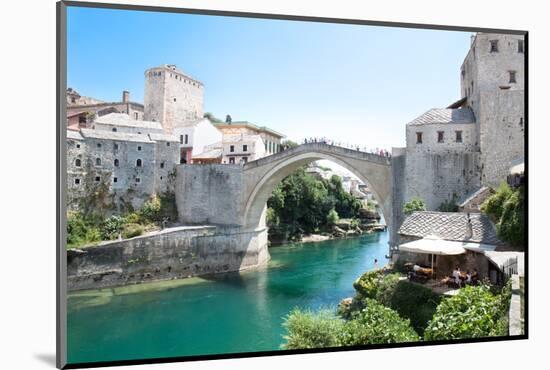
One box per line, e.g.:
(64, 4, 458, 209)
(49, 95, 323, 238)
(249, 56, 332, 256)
(242, 144, 392, 233)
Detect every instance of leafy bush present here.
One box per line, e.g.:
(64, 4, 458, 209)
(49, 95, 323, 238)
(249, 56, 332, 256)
(481, 182, 513, 221)
(497, 188, 525, 246)
(282, 308, 345, 349)
(326, 209, 339, 225)
(374, 273, 401, 306)
(140, 195, 162, 222)
(424, 285, 509, 340)
(403, 197, 426, 216)
(384, 281, 441, 335)
(342, 299, 420, 345)
(282, 301, 419, 350)
(481, 183, 525, 246)
(67, 211, 102, 247)
(352, 270, 382, 299)
(122, 223, 144, 239)
(101, 215, 124, 240)
(124, 212, 141, 224)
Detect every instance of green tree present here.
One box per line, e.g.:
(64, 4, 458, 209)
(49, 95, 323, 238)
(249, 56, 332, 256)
(326, 209, 339, 225)
(403, 197, 426, 216)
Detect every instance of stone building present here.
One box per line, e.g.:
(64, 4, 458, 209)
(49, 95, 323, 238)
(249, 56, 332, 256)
(221, 134, 266, 164)
(402, 32, 525, 212)
(143, 64, 204, 134)
(66, 89, 144, 130)
(92, 113, 164, 134)
(66, 63, 287, 212)
(67, 116, 179, 211)
(214, 121, 285, 156)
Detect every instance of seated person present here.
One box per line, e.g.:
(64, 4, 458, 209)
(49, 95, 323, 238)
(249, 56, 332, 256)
(471, 268, 479, 284)
(452, 266, 462, 287)
(465, 271, 472, 284)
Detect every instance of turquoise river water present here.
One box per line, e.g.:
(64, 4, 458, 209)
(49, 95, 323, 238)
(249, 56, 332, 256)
(67, 231, 388, 364)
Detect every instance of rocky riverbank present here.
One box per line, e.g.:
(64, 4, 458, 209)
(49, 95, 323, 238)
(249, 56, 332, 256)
(269, 208, 386, 246)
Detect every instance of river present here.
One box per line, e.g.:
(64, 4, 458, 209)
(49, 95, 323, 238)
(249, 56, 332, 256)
(67, 231, 389, 364)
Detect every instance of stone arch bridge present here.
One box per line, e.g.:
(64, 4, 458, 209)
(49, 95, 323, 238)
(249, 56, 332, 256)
(176, 143, 394, 236)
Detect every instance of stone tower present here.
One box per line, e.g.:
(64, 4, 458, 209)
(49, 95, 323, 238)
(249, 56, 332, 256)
(460, 33, 525, 187)
(143, 64, 204, 133)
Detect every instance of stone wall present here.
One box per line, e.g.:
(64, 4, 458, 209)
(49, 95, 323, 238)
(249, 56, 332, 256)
(390, 147, 406, 248)
(176, 164, 245, 226)
(461, 33, 525, 187)
(67, 225, 269, 291)
(479, 89, 525, 187)
(405, 150, 482, 211)
(67, 130, 180, 212)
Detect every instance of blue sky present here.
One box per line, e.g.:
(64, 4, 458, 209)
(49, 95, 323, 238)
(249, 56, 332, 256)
(67, 6, 472, 149)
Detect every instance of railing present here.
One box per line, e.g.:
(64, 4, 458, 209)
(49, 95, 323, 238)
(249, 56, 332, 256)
(502, 256, 519, 280)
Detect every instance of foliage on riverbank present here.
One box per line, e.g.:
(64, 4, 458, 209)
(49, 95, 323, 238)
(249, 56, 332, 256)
(481, 183, 525, 246)
(267, 166, 364, 241)
(282, 299, 419, 349)
(282, 269, 512, 349)
(349, 271, 440, 335)
(424, 282, 511, 340)
(67, 193, 177, 248)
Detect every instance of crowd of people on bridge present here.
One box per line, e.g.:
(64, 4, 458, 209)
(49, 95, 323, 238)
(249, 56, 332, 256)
(302, 137, 391, 158)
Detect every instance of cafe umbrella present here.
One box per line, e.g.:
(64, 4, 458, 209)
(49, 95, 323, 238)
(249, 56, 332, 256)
(398, 234, 467, 277)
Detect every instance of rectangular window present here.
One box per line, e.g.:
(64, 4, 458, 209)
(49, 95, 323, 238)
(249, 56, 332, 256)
(518, 40, 524, 53)
(79, 115, 86, 124)
(160, 162, 165, 169)
(136, 177, 141, 183)
(243, 145, 248, 152)
(134, 112, 139, 120)
(509, 71, 517, 83)
(416, 132, 423, 144)
(490, 40, 499, 53)
(180, 135, 184, 144)
(230, 145, 234, 152)
(185, 134, 188, 144)
(437, 131, 444, 143)
(76, 144, 80, 149)
(113, 177, 118, 183)
(97, 142, 102, 148)
(95, 176, 101, 182)
(74, 178, 80, 185)
(137, 146, 142, 151)
(167, 142, 170, 147)
(114, 143, 119, 150)
(455, 131, 463, 143)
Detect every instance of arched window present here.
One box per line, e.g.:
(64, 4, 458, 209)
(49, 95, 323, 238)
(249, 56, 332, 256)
(114, 159, 119, 167)
(95, 158, 101, 166)
(75, 158, 81, 167)
(136, 159, 142, 167)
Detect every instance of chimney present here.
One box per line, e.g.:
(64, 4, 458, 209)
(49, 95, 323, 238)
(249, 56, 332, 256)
(122, 90, 130, 103)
